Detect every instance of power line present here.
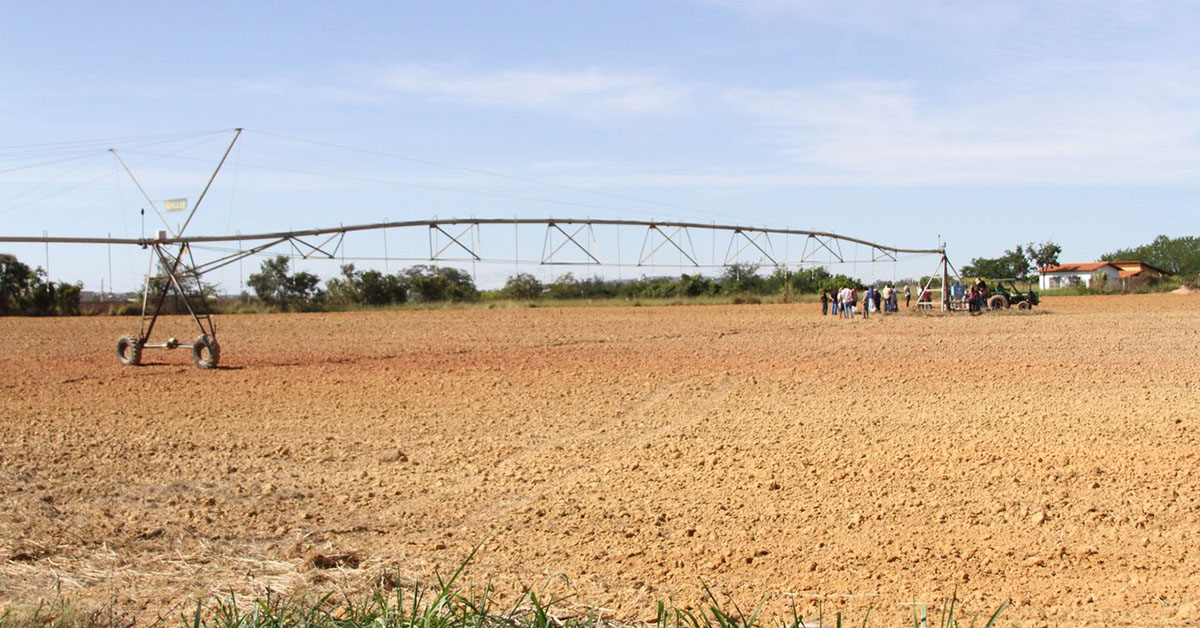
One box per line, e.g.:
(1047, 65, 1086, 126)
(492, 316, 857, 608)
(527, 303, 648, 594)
(244, 128, 757, 225)
(0, 134, 232, 217)
(118, 148, 655, 215)
(0, 128, 233, 159)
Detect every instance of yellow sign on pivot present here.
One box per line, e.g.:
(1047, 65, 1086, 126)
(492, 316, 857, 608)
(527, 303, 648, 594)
(163, 198, 188, 213)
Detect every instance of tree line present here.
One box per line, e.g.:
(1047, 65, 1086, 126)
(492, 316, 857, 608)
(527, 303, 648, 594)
(9, 232, 1195, 315)
(962, 235, 1199, 283)
(242, 256, 865, 311)
(501, 264, 864, 301)
(960, 241, 1062, 280)
(1101, 235, 1200, 277)
(0, 254, 82, 315)
(243, 257, 480, 310)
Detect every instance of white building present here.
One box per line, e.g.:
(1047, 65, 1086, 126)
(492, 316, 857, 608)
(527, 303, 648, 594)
(1036, 262, 1122, 290)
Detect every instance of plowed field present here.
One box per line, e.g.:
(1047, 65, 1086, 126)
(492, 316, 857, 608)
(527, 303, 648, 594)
(3, 294, 1200, 626)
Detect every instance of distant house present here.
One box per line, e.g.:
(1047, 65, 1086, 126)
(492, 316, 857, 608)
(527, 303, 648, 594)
(1036, 262, 1122, 290)
(1109, 260, 1168, 280)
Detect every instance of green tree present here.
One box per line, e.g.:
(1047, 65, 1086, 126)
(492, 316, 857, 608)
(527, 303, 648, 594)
(678, 273, 719, 297)
(502, 273, 544, 300)
(720, 263, 766, 294)
(401, 265, 479, 302)
(962, 245, 1031, 279)
(54, 281, 82, 315)
(1026, 241, 1062, 270)
(0, 254, 82, 316)
(545, 273, 584, 299)
(356, 269, 406, 305)
(1102, 235, 1200, 276)
(247, 256, 290, 305)
(248, 256, 323, 310)
(0, 254, 33, 314)
(286, 270, 323, 308)
(324, 264, 362, 306)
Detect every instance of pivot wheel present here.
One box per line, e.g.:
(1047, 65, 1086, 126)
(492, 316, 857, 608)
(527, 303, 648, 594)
(116, 334, 143, 366)
(987, 294, 1008, 310)
(192, 334, 221, 369)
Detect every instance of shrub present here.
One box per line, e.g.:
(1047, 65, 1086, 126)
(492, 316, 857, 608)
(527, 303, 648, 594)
(502, 273, 544, 300)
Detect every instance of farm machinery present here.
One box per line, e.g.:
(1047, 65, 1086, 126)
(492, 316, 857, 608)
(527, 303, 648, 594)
(987, 280, 1039, 310)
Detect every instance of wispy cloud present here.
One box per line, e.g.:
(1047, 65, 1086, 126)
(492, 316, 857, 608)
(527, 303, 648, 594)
(721, 60, 1200, 185)
(221, 49, 1200, 187)
(374, 64, 690, 116)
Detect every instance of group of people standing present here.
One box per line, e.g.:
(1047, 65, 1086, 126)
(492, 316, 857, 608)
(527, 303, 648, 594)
(965, 278, 989, 313)
(819, 283, 912, 319)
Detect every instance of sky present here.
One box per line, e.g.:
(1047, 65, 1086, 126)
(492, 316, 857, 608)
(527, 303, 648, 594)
(1, 0, 1198, 292)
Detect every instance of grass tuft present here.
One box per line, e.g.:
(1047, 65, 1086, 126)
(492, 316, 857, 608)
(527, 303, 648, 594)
(1, 552, 1009, 628)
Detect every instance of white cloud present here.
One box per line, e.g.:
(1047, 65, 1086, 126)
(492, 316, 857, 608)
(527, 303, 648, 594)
(375, 64, 690, 116)
(721, 60, 1200, 185)
(222, 51, 1200, 187)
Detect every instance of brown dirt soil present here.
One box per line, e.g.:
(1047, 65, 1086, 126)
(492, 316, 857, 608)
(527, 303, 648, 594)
(2, 294, 1200, 627)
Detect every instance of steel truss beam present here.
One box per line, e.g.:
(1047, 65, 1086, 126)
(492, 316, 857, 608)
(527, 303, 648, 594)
(429, 223, 480, 261)
(3, 209, 954, 368)
(872, 246, 897, 262)
(724, 229, 777, 266)
(291, 232, 345, 260)
(2, 217, 943, 257)
(541, 222, 599, 265)
(801, 235, 844, 264)
(638, 224, 698, 267)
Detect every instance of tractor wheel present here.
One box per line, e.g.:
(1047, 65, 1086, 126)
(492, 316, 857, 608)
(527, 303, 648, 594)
(1018, 301, 1032, 310)
(192, 334, 220, 369)
(116, 334, 143, 366)
(987, 295, 1008, 310)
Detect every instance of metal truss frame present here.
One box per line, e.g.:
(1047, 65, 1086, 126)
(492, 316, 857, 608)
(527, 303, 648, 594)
(541, 221, 600, 265)
(429, 223, 481, 261)
(2, 147, 957, 366)
(723, 229, 777, 266)
(9, 218, 944, 257)
(638, 224, 699, 267)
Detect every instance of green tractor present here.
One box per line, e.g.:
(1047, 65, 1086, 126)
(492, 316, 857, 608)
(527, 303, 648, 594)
(987, 279, 1039, 310)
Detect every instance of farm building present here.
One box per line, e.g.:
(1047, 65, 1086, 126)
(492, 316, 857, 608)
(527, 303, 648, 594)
(1036, 262, 1122, 290)
(1036, 260, 1169, 290)
(1110, 260, 1168, 280)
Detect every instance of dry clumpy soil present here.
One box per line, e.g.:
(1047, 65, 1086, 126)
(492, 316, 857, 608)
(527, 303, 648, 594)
(2, 294, 1200, 627)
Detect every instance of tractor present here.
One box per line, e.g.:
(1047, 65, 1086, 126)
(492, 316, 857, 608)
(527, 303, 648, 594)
(987, 279, 1039, 310)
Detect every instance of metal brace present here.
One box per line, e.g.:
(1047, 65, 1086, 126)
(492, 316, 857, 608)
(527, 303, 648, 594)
(724, 229, 778, 266)
(541, 222, 600, 265)
(801, 235, 844, 264)
(637, 224, 699, 267)
(429, 223, 481, 261)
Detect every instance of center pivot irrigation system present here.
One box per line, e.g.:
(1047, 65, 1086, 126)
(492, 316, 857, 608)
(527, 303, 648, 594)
(0, 129, 958, 369)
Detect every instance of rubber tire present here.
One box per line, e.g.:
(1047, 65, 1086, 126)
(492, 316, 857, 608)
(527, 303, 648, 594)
(116, 334, 143, 366)
(987, 294, 1008, 310)
(1018, 301, 1032, 310)
(192, 334, 220, 369)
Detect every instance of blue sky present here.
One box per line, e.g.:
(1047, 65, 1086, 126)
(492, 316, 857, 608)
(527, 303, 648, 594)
(1, 1, 1197, 291)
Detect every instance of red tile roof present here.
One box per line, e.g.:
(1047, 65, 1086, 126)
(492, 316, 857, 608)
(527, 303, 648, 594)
(1110, 260, 1169, 275)
(1039, 262, 1118, 273)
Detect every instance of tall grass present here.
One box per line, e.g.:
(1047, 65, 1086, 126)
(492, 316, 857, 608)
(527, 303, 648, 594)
(175, 576, 1007, 628)
(0, 552, 1009, 628)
